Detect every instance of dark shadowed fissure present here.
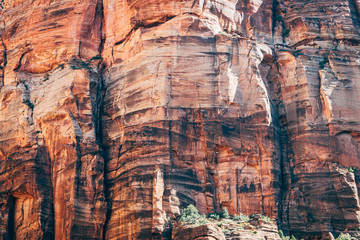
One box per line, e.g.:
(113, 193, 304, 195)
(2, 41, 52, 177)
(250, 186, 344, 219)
(6, 195, 15, 240)
(87, 0, 111, 239)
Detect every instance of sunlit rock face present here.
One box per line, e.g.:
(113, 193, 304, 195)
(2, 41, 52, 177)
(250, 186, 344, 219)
(0, 0, 360, 239)
(0, 1, 106, 239)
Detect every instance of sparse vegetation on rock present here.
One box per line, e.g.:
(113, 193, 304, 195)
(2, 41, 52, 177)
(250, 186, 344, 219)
(336, 233, 355, 240)
(178, 204, 278, 237)
(279, 230, 297, 240)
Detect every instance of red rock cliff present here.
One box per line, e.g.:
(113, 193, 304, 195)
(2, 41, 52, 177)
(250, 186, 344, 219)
(0, 0, 359, 239)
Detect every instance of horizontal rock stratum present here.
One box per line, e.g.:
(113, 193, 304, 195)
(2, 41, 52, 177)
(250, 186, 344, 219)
(0, 0, 360, 239)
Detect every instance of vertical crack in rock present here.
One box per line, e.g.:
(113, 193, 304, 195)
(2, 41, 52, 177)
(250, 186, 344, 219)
(260, 50, 291, 232)
(101, 69, 111, 240)
(6, 196, 15, 240)
(89, 0, 110, 239)
(35, 145, 55, 239)
(271, 0, 279, 40)
(0, 20, 6, 88)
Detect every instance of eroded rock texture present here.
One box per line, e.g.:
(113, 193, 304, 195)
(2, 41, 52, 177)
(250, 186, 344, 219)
(172, 219, 282, 240)
(0, 0, 359, 239)
(0, 1, 106, 239)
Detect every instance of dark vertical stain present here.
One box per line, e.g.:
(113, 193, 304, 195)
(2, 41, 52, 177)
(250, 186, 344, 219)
(35, 146, 55, 239)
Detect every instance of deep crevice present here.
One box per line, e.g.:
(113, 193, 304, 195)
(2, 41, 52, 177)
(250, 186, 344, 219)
(35, 146, 55, 239)
(0, 36, 7, 88)
(262, 51, 293, 234)
(7, 195, 16, 240)
(271, 0, 279, 41)
(90, 0, 111, 239)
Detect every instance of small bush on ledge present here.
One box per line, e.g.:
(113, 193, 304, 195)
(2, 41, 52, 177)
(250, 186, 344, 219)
(178, 204, 279, 237)
(178, 204, 273, 225)
(233, 213, 249, 221)
(279, 230, 297, 240)
(222, 207, 230, 219)
(179, 204, 208, 225)
(336, 233, 355, 240)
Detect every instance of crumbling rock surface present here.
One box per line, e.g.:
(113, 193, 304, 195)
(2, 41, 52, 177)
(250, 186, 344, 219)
(0, 0, 359, 239)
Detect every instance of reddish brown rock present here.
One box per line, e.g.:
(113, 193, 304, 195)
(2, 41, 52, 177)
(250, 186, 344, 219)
(0, 1, 106, 239)
(101, 8, 282, 237)
(172, 219, 281, 240)
(0, 0, 360, 239)
(268, 1, 360, 238)
(172, 223, 226, 240)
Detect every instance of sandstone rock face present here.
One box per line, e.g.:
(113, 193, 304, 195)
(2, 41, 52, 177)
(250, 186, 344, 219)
(0, 1, 106, 239)
(0, 0, 359, 239)
(172, 218, 281, 240)
(172, 223, 226, 240)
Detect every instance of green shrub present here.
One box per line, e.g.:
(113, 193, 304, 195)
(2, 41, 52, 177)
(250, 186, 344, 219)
(179, 204, 201, 224)
(179, 204, 212, 226)
(221, 219, 232, 224)
(261, 215, 271, 222)
(222, 207, 230, 219)
(336, 233, 354, 240)
(236, 225, 244, 230)
(208, 212, 220, 220)
(233, 214, 249, 222)
(222, 228, 231, 234)
(278, 230, 296, 240)
(198, 218, 210, 225)
(348, 167, 355, 173)
(279, 230, 291, 240)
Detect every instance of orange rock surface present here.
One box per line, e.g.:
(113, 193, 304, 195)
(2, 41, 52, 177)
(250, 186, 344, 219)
(0, 0, 359, 239)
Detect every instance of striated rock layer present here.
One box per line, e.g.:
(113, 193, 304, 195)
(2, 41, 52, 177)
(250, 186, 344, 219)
(0, 0, 359, 239)
(172, 221, 282, 240)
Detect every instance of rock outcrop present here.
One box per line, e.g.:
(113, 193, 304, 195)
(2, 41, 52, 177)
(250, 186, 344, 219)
(172, 215, 282, 240)
(0, 0, 359, 239)
(172, 223, 226, 240)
